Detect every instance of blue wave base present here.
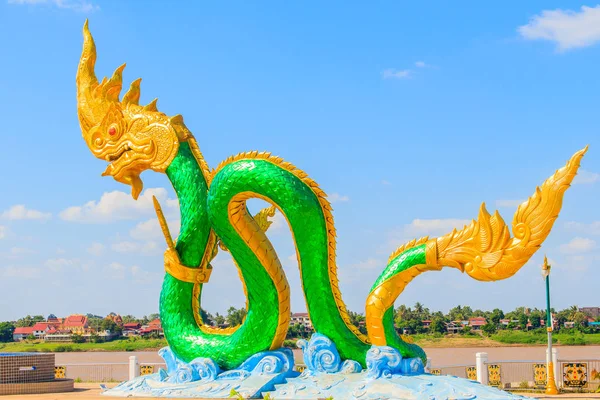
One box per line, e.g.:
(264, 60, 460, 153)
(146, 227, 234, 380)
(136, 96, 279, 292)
(269, 333, 533, 400)
(102, 334, 535, 399)
(101, 347, 298, 398)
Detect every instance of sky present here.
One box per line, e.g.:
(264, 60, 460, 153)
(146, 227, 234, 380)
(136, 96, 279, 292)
(0, 1, 599, 322)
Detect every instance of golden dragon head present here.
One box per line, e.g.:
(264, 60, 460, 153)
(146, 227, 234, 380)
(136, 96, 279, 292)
(76, 20, 184, 199)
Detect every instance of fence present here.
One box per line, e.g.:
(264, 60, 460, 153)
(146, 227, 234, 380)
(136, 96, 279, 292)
(429, 350, 600, 393)
(51, 351, 600, 393)
(54, 358, 166, 382)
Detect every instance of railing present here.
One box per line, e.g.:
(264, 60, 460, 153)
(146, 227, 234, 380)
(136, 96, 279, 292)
(559, 358, 600, 392)
(430, 351, 600, 393)
(55, 361, 167, 382)
(59, 363, 128, 382)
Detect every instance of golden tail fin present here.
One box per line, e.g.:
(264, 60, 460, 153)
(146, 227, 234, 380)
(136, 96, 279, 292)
(433, 146, 588, 281)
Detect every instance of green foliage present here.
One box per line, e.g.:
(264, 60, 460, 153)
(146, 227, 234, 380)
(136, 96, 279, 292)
(481, 322, 497, 336)
(0, 322, 15, 342)
(430, 317, 446, 334)
(214, 313, 226, 326)
(226, 307, 247, 326)
(490, 309, 504, 325)
(71, 334, 85, 343)
(15, 315, 44, 328)
(90, 333, 101, 343)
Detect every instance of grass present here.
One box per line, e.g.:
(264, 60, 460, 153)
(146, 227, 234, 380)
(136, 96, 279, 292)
(491, 330, 600, 346)
(0, 331, 598, 353)
(0, 337, 168, 353)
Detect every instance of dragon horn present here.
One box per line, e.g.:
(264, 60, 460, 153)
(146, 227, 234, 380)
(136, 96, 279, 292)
(77, 20, 99, 101)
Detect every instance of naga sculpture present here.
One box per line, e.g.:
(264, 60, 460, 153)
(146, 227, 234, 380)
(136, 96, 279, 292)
(77, 20, 586, 378)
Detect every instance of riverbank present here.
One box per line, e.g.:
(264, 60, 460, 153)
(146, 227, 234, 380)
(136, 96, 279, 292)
(1, 331, 599, 353)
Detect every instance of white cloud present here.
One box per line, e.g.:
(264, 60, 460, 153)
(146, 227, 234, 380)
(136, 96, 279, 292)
(382, 218, 471, 256)
(403, 218, 471, 237)
(518, 6, 600, 51)
(56, 248, 66, 255)
(130, 218, 181, 241)
(1, 205, 51, 221)
(8, 0, 98, 12)
(0, 226, 6, 239)
(1, 266, 41, 279)
(131, 265, 161, 284)
(415, 61, 427, 68)
(382, 69, 412, 79)
(573, 169, 600, 185)
(60, 188, 178, 224)
(44, 258, 80, 272)
(381, 180, 391, 186)
(105, 262, 126, 280)
(495, 199, 525, 208)
(87, 242, 105, 256)
(112, 241, 160, 255)
(565, 220, 600, 235)
(328, 193, 350, 203)
(267, 211, 288, 234)
(5, 247, 36, 259)
(559, 237, 597, 254)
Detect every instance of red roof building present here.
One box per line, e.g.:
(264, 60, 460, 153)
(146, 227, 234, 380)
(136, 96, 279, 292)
(62, 315, 88, 334)
(468, 317, 487, 329)
(13, 327, 34, 341)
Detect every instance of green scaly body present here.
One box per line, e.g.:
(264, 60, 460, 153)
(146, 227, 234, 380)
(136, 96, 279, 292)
(161, 144, 426, 369)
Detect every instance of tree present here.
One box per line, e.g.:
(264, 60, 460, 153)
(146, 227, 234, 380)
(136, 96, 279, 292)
(518, 313, 529, 330)
(71, 334, 84, 343)
(348, 311, 367, 334)
(0, 322, 15, 342)
(490, 309, 505, 325)
(214, 313, 226, 326)
(573, 312, 589, 329)
(101, 319, 122, 335)
(226, 307, 247, 326)
(529, 311, 543, 329)
(16, 315, 44, 327)
(200, 308, 213, 325)
(482, 322, 497, 336)
(430, 317, 446, 334)
(122, 315, 137, 324)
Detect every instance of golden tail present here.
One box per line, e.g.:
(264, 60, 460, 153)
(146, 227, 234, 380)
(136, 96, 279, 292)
(432, 146, 588, 280)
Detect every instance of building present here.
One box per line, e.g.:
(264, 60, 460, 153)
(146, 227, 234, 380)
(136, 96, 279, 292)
(445, 321, 463, 334)
(13, 327, 34, 341)
(62, 315, 88, 335)
(468, 317, 487, 330)
(140, 318, 163, 337)
(291, 313, 313, 330)
(105, 313, 123, 326)
(580, 307, 600, 318)
(422, 320, 432, 329)
(31, 322, 53, 339)
(123, 323, 141, 336)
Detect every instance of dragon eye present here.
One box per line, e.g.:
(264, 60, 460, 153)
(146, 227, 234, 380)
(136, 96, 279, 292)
(108, 126, 117, 136)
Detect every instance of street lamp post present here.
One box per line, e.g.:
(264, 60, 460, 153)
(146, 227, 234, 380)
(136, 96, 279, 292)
(542, 255, 559, 395)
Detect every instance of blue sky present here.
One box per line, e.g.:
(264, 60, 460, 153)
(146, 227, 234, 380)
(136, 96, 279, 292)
(0, 1, 598, 321)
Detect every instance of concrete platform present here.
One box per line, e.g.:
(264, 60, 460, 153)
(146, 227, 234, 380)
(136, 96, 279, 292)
(1, 384, 599, 399)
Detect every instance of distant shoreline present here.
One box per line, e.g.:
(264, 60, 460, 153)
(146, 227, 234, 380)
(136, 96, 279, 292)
(1, 331, 599, 353)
